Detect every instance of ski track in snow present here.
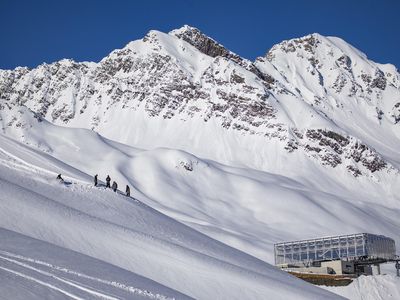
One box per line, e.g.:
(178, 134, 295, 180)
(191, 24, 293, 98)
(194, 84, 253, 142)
(0, 135, 88, 183)
(0, 265, 88, 300)
(0, 251, 174, 300)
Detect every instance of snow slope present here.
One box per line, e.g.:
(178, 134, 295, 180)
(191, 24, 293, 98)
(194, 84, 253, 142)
(0, 134, 341, 300)
(322, 275, 400, 300)
(0, 228, 191, 300)
(2, 113, 399, 266)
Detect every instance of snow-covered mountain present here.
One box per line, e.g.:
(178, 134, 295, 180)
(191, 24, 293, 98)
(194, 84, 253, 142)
(1, 25, 400, 299)
(1, 25, 399, 177)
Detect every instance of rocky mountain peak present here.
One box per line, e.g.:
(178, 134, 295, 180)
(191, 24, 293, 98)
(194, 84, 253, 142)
(169, 25, 231, 58)
(265, 33, 329, 62)
(262, 32, 400, 103)
(169, 25, 275, 84)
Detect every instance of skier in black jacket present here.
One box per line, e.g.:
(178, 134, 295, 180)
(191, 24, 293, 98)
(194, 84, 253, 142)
(56, 174, 64, 183)
(106, 175, 111, 188)
(126, 185, 130, 197)
(94, 174, 98, 186)
(112, 181, 118, 192)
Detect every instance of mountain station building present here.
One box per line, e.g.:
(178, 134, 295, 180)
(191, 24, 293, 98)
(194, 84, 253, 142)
(274, 233, 398, 276)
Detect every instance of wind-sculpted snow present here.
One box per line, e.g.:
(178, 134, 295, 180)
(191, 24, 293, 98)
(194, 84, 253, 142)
(1, 117, 399, 263)
(0, 135, 342, 300)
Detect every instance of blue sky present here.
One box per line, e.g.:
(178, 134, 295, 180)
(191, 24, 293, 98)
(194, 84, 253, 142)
(0, 0, 399, 69)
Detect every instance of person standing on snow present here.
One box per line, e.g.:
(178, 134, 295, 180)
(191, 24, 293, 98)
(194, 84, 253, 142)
(94, 174, 98, 186)
(106, 175, 111, 188)
(112, 181, 118, 192)
(126, 185, 130, 197)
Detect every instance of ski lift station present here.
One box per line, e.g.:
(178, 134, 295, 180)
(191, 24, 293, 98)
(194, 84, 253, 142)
(274, 233, 399, 276)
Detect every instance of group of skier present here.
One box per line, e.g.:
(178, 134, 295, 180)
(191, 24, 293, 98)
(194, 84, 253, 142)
(57, 173, 131, 197)
(94, 174, 130, 197)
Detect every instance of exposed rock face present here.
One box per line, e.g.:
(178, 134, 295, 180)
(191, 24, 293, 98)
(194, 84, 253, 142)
(1, 27, 399, 177)
(300, 129, 387, 173)
(1, 29, 282, 139)
(170, 25, 235, 59)
(170, 25, 274, 83)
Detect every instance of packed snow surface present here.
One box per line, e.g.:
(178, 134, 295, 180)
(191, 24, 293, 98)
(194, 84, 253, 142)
(0, 228, 190, 300)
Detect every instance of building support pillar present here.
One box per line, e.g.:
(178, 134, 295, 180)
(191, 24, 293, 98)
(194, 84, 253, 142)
(375, 264, 381, 275)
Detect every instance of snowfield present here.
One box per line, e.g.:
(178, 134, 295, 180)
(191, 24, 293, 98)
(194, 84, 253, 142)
(0, 125, 399, 299)
(0, 228, 191, 300)
(0, 134, 342, 299)
(3, 116, 400, 266)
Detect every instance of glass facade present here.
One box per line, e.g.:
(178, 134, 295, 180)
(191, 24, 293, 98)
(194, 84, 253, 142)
(274, 233, 396, 265)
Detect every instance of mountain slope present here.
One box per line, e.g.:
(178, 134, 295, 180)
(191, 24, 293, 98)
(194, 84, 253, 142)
(0, 133, 342, 300)
(0, 228, 191, 300)
(255, 33, 400, 162)
(1, 113, 399, 266)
